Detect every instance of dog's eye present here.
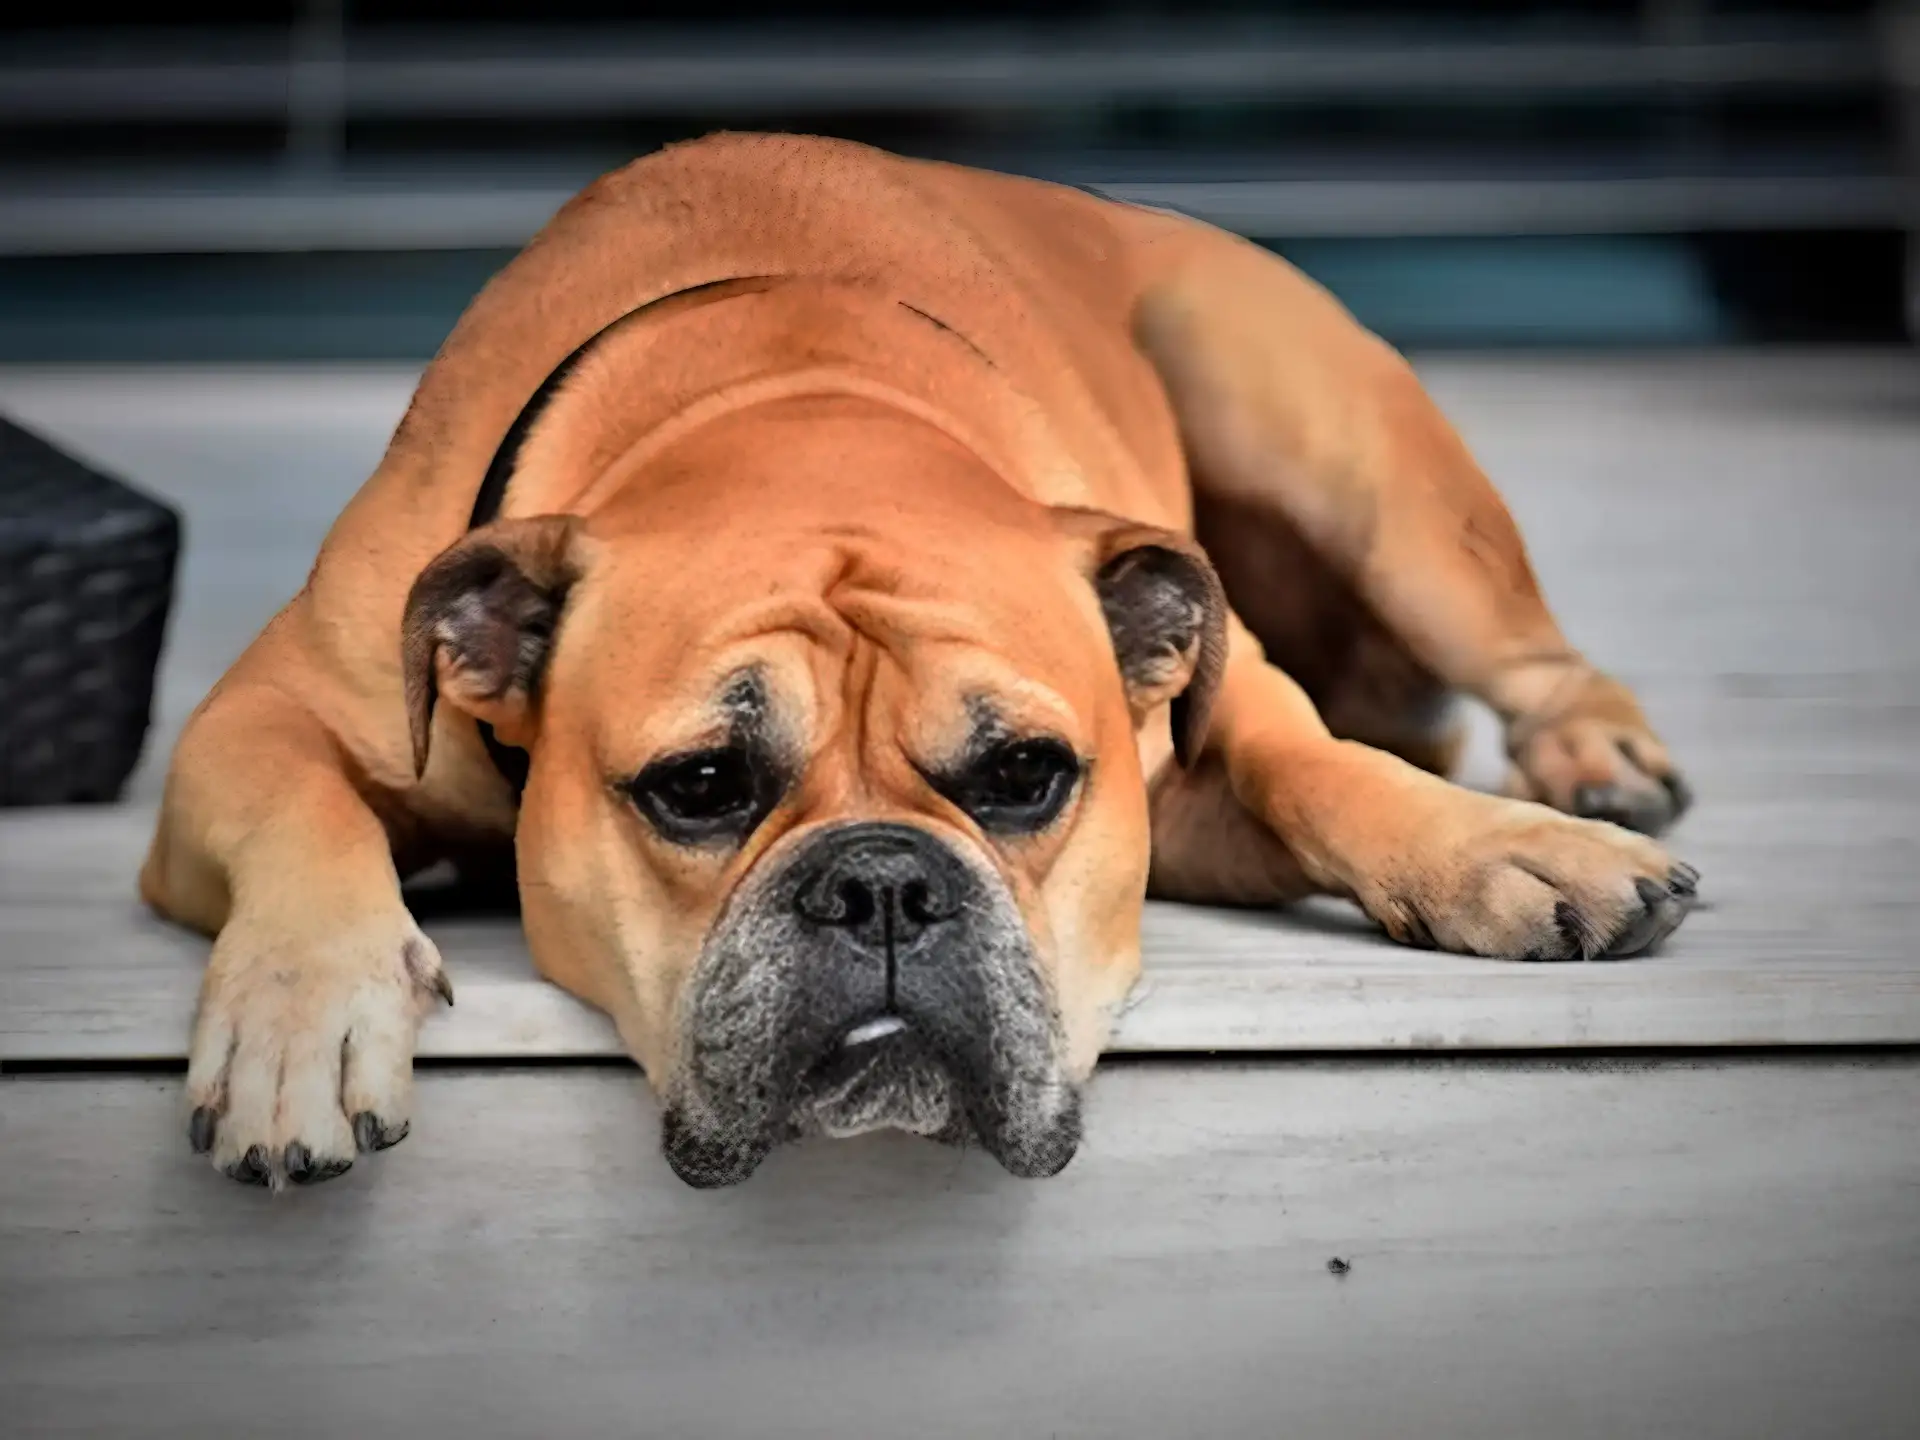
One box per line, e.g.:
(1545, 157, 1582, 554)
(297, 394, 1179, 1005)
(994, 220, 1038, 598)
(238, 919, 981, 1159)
(628, 747, 769, 845)
(948, 738, 1082, 834)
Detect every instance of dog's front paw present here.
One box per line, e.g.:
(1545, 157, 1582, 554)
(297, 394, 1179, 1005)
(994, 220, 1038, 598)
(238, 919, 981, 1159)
(1365, 795, 1699, 961)
(183, 912, 452, 1188)
(1503, 670, 1692, 836)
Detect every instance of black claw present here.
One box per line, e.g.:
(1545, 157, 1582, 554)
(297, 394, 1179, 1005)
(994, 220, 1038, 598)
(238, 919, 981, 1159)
(283, 1141, 313, 1182)
(1572, 778, 1677, 837)
(288, 1152, 352, 1186)
(188, 1106, 217, 1155)
(1574, 784, 1630, 827)
(430, 969, 455, 1007)
(225, 1143, 272, 1187)
(1668, 862, 1700, 898)
(352, 1111, 409, 1153)
(1553, 900, 1594, 960)
(1520, 901, 1586, 961)
(1607, 879, 1680, 959)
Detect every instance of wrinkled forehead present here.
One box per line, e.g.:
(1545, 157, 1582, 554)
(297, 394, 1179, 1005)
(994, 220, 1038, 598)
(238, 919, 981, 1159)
(558, 525, 1116, 768)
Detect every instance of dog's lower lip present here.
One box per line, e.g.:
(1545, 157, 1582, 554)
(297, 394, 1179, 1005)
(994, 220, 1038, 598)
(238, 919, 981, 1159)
(841, 1014, 908, 1048)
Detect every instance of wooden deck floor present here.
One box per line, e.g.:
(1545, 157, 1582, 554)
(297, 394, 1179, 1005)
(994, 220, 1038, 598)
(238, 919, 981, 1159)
(2, 354, 1917, 1059)
(7, 1059, 1918, 1440)
(3, 354, 1917, 1439)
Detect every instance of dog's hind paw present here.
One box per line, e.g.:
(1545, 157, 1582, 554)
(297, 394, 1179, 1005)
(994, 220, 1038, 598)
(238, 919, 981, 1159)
(1502, 670, 1692, 837)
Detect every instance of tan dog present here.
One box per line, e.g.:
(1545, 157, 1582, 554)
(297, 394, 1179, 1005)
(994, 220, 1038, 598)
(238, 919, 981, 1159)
(142, 133, 1696, 1189)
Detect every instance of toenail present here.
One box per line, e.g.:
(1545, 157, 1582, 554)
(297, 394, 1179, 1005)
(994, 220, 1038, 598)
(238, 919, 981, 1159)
(352, 1111, 409, 1153)
(226, 1144, 272, 1186)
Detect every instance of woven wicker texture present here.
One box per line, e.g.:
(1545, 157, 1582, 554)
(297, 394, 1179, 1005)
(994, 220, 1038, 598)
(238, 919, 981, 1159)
(0, 417, 179, 805)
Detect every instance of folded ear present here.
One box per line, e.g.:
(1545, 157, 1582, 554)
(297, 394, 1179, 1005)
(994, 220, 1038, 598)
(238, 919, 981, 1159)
(1056, 508, 1228, 767)
(400, 515, 585, 778)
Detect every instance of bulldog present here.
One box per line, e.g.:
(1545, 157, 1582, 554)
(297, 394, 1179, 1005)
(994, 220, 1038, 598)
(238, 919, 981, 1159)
(142, 133, 1696, 1190)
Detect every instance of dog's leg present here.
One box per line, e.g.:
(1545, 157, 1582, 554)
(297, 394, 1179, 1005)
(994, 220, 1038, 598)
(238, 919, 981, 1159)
(1135, 233, 1690, 835)
(142, 646, 448, 1187)
(1150, 621, 1695, 957)
(1190, 482, 1467, 781)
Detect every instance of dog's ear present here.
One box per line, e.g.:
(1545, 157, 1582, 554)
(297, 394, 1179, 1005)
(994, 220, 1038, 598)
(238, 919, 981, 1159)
(1055, 508, 1228, 767)
(400, 515, 585, 778)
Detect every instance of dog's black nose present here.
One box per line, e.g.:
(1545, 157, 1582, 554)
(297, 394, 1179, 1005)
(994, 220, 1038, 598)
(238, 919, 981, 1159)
(793, 822, 967, 952)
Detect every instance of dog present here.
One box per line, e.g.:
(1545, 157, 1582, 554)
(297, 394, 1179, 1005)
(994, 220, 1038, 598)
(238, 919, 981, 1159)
(142, 133, 1696, 1190)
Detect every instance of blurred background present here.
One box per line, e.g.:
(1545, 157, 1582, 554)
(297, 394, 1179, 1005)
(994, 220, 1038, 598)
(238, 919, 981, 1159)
(2, 0, 1917, 361)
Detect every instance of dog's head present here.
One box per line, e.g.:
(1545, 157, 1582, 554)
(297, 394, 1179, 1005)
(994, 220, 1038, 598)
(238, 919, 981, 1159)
(401, 396, 1224, 1185)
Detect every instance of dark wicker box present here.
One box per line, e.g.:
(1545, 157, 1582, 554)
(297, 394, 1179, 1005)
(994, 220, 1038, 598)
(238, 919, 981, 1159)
(0, 416, 180, 805)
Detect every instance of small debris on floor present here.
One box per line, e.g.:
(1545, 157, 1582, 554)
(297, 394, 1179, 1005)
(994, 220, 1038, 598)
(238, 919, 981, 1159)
(1326, 1257, 1351, 1277)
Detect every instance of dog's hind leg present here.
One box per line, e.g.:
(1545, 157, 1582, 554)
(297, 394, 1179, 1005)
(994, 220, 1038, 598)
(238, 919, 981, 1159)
(1184, 481, 1467, 783)
(141, 619, 449, 1189)
(1132, 229, 1690, 837)
(1146, 616, 1697, 959)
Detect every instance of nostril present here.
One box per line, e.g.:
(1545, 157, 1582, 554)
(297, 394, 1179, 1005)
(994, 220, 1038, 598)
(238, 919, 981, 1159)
(899, 878, 958, 928)
(835, 878, 877, 928)
(798, 871, 879, 928)
(791, 825, 970, 934)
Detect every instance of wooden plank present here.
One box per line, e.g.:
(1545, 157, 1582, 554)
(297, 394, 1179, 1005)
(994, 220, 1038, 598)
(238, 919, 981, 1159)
(4, 769, 1920, 1062)
(3, 1061, 1917, 1439)
(2, 356, 1917, 1059)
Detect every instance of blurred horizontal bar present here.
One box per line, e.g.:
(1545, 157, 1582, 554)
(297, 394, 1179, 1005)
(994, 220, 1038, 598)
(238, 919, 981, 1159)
(0, 238, 1771, 362)
(0, 168, 1902, 256)
(1098, 174, 1906, 238)
(0, 23, 1884, 123)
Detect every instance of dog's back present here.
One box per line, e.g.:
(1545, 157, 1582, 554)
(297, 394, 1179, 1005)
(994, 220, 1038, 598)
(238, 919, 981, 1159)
(365, 133, 1187, 540)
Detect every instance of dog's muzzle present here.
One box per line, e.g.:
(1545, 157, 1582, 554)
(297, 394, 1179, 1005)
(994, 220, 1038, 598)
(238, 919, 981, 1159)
(661, 821, 1081, 1188)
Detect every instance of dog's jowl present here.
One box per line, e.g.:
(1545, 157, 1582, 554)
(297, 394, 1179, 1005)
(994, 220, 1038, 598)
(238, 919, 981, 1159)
(142, 133, 1696, 1189)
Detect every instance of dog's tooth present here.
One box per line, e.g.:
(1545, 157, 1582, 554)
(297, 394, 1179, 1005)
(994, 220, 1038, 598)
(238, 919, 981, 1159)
(842, 1015, 908, 1048)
